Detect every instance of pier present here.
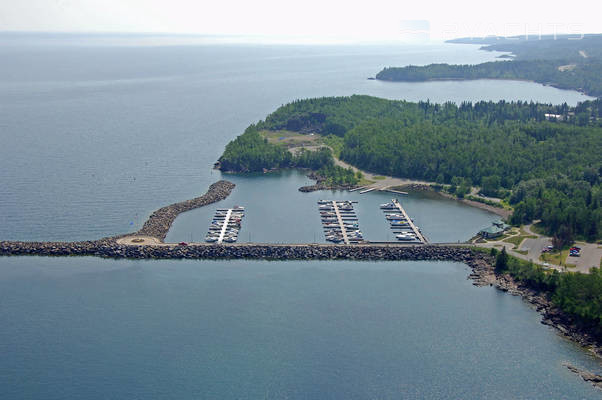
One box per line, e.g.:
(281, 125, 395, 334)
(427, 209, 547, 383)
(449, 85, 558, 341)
(205, 206, 245, 244)
(216, 209, 232, 244)
(391, 199, 427, 243)
(318, 200, 363, 244)
(331, 201, 349, 244)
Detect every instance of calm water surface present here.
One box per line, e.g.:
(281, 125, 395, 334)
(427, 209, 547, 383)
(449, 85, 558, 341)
(166, 170, 499, 244)
(0, 34, 600, 398)
(1, 257, 601, 399)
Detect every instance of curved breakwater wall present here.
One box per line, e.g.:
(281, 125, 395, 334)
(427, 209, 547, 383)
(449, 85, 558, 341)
(133, 180, 235, 240)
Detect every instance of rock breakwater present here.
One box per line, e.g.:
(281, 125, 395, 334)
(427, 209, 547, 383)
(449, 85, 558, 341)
(0, 241, 477, 262)
(134, 180, 235, 240)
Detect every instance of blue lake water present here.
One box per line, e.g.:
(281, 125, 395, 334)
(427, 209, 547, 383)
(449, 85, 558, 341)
(166, 170, 499, 244)
(0, 34, 600, 398)
(1, 257, 600, 399)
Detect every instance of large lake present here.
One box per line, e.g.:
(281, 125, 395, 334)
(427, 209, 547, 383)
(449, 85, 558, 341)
(0, 34, 599, 398)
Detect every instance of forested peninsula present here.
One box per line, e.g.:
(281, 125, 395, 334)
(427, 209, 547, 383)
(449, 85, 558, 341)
(217, 95, 602, 242)
(376, 34, 602, 97)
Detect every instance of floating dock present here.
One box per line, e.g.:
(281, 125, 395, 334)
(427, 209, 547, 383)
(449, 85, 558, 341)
(381, 199, 426, 243)
(359, 187, 376, 194)
(318, 200, 363, 244)
(216, 209, 232, 244)
(205, 206, 245, 244)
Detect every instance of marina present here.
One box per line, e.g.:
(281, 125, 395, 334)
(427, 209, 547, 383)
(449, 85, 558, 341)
(381, 199, 427, 243)
(205, 206, 245, 243)
(318, 200, 363, 244)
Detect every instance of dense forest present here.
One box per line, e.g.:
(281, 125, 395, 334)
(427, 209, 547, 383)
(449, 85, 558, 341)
(377, 34, 602, 97)
(218, 95, 602, 241)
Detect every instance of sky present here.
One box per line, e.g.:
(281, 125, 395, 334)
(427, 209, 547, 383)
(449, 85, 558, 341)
(1, 0, 601, 43)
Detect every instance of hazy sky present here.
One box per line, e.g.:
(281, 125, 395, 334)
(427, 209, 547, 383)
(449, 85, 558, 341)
(1, 0, 600, 42)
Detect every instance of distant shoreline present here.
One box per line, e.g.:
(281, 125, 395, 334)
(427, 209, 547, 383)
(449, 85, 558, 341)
(374, 76, 592, 97)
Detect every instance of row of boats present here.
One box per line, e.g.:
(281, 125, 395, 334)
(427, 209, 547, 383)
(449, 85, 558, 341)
(380, 200, 420, 242)
(204, 206, 245, 243)
(318, 200, 364, 243)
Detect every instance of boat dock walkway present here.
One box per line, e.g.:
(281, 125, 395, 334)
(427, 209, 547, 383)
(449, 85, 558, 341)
(216, 209, 233, 244)
(205, 206, 245, 244)
(392, 199, 427, 243)
(318, 200, 363, 244)
(331, 201, 350, 244)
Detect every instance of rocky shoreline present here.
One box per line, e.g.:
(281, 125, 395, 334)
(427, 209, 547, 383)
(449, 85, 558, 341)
(298, 183, 358, 192)
(298, 171, 359, 192)
(467, 252, 602, 389)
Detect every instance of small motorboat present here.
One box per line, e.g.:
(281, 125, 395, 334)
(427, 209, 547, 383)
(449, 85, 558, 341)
(396, 233, 416, 241)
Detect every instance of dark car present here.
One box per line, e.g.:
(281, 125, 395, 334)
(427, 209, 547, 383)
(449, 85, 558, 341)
(178, 242, 188, 246)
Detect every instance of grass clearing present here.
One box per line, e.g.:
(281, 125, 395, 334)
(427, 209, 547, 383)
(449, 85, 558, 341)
(260, 130, 319, 147)
(372, 175, 387, 180)
(540, 249, 574, 266)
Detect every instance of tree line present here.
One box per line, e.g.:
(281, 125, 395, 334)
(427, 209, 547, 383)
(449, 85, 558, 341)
(219, 95, 601, 241)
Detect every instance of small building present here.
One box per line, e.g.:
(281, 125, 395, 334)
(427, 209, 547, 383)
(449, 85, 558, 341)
(479, 225, 505, 239)
(479, 220, 510, 239)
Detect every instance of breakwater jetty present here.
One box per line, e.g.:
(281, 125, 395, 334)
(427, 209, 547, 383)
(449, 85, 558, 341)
(0, 240, 476, 261)
(134, 180, 235, 240)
